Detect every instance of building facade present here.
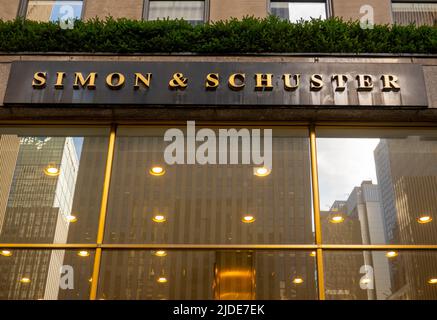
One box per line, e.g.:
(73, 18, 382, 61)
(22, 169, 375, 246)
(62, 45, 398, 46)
(1, 0, 437, 300)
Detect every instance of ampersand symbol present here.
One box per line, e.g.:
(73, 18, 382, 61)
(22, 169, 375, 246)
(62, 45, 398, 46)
(169, 73, 188, 89)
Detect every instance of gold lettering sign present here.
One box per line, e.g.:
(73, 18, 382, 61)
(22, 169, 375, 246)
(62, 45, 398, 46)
(73, 72, 97, 89)
(310, 74, 324, 91)
(55, 72, 65, 89)
(106, 73, 126, 90)
(228, 73, 245, 91)
(134, 73, 152, 89)
(206, 73, 219, 89)
(356, 75, 374, 91)
(255, 73, 273, 91)
(332, 74, 348, 92)
(169, 72, 188, 89)
(381, 74, 400, 91)
(283, 74, 300, 91)
(28, 70, 403, 96)
(32, 72, 47, 89)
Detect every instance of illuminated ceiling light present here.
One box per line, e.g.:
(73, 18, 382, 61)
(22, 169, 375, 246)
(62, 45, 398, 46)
(242, 215, 256, 223)
(309, 251, 316, 257)
(253, 167, 271, 177)
(152, 215, 166, 223)
(154, 250, 167, 257)
(77, 250, 90, 257)
(66, 215, 77, 223)
(149, 166, 166, 176)
(292, 277, 304, 284)
(20, 277, 31, 284)
(329, 215, 344, 224)
(428, 278, 437, 284)
(157, 277, 168, 283)
(44, 164, 60, 177)
(0, 250, 12, 257)
(385, 251, 398, 258)
(417, 216, 433, 224)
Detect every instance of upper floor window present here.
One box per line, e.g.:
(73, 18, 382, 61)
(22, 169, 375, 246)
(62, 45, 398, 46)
(270, 0, 327, 22)
(392, 1, 437, 26)
(23, 0, 83, 22)
(144, 0, 207, 25)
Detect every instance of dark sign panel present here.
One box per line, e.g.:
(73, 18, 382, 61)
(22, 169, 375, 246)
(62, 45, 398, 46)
(3, 61, 428, 107)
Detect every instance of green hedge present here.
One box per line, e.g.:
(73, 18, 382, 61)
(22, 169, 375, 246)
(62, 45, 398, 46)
(0, 16, 436, 54)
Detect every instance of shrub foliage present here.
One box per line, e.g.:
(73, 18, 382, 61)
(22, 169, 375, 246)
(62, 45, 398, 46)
(0, 16, 436, 54)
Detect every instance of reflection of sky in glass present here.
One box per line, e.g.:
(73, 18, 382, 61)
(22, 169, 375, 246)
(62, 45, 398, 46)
(49, 1, 83, 22)
(317, 139, 380, 211)
(73, 137, 84, 160)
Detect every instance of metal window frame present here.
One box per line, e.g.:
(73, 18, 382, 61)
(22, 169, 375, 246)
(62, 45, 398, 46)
(17, 0, 86, 20)
(268, 0, 332, 19)
(142, 0, 210, 23)
(2, 122, 437, 300)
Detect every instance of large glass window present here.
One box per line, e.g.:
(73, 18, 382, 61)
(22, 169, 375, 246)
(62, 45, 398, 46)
(317, 128, 437, 245)
(24, 0, 83, 22)
(270, 0, 327, 22)
(104, 126, 314, 244)
(2, 124, 437, 300)
(392, 1, 437, 26)
(0, 127, 109, 243)
(97, 250, 317, 300)
(146, 0, 206, 25)
(0, 249, 94, 300)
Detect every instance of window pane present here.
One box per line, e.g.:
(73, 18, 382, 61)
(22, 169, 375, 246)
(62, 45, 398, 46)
(26, 0, 83, 22)
(0, 249, 94, 300)
(324, 250, 437, 300)
(392, 3, 437, 26)
(317, 129, 437, 245)
(104, 126, 313, 244)
(148, 1, 204, 24)
(0, 127, 109, 243)
(97, 250, 317, 300)
(271, 1, 326, 22)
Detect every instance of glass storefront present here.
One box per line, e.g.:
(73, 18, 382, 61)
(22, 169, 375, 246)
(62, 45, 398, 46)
(1, 124, 437, 300)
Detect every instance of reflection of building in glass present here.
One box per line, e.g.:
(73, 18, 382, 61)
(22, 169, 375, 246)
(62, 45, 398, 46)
(323, 181, 390, 300)
(322, 200, 366, 299)
(345, 181, 391, 300)
(0, 136, 79, 299)
(374, 137, 437, 299)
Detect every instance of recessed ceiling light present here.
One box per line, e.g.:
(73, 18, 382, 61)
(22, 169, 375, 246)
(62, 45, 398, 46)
(157, 277, 168, 283)
(385, 251, 398, 258)
(77, 250, 90, 257)
(152, 215, 166, 223)
(44, 164, 60, 176)
(154, 250, 167, 257)
(292, 277, 304, 284)
(428, 278, 437, 284)
(254, 167, 271, 177)
(329, 215, 344, 223)
(66, 215, 77, 223)
(310, 251, 316, 257)
(0, 250, 12, 257)
(417, 216, 432, 224)
(149, 166, 166, 176)
(20, 277, 31, 283)
(242, 215, 256, 223)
